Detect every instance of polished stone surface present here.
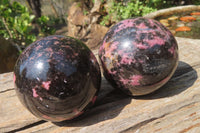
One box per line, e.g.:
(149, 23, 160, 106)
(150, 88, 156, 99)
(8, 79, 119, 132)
(99, 17, 178, 96)
(14, 35, 101, 122)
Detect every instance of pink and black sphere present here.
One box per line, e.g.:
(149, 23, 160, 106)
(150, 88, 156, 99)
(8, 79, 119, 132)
(14, 35, 101, 122)
(99, 17, 178, 96)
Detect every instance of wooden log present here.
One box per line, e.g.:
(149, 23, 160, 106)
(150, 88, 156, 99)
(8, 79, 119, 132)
(1, 37, 200, 133)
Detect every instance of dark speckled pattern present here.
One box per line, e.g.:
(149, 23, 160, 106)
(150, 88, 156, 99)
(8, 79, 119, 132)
(99, 17, 178, 96)
(14, 35, 101, 122)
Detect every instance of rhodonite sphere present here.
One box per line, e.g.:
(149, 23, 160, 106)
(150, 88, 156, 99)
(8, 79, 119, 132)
(14, 35, 101, 122)
(99, 17, 178, 96)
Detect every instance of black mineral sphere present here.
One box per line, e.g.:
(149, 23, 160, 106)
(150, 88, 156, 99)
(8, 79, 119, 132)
(14, 35, 101, 122)
(99, 17, 178, 96)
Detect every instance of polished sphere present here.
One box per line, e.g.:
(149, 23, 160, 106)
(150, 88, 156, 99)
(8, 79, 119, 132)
(14, 35, 101, 122)
(99, 17, 178, 96)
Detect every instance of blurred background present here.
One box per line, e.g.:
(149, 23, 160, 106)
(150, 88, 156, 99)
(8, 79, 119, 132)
(0, 0, 199, 74)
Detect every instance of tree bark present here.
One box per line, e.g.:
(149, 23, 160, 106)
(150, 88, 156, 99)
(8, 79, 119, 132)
(26, 0, 41, 18)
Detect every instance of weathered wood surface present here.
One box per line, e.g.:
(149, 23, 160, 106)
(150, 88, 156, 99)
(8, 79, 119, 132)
(1, 37, 200, 133)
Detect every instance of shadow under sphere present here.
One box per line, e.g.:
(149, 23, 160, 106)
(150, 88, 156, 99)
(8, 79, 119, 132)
(53, 77, 132, 127)
(54, 61, 197, 126)
(136, 61, 198, 99)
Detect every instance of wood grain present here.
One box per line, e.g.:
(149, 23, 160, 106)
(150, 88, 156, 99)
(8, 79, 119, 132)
(1, 37, 200, 133)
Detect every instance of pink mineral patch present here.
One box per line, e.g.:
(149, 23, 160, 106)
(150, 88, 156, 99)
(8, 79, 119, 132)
(137, 22, 148, 29)
(168, 47, 175, 55)
(120, 78, 129, 85)
(138, 59, 144, 63)
(52, 36, 59, 40)
(118, 50, 124, 55)
(136, 42, 149, 49)
(39, 97, 43, 101)
(120, 57, 133, 65)
(54, 41, 59, 44)
(42, 115, 52, 120)
(92, 96, 97, 104)
(149, 19, 157, 27)
(144, 37, 165, 47)
(42, 81, 51, 90)
(129, 75, 142, 86)
(120, 53, 135, 65)
(115, 19, 134, 33)
(32, 88, 39, 98)
(35, 45, 42, 51)
(45, 47, 53, 53)
(37, 53, 42, 57)
(108, 69, 117, 75)
(120, 75, 142, 86)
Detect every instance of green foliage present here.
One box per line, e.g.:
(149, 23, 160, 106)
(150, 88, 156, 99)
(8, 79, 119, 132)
(100, 0, 180, 26)
(100, 0, 157, 25)
(192, 0, 200, 5)
(36, 16, 56, 36)
(100, 15, 110, 26)
(0, 0, 36, 47)
(0, 0, 57, 52)
(146, 0, 175, 9)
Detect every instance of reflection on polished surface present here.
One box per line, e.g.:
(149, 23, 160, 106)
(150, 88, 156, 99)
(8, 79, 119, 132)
(14, 35, 101, 122)
(36, 61, 43, 70)
(122, 40, 131, 48)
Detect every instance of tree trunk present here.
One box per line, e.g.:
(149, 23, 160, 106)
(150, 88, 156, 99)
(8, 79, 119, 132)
(26, 0, 41, 18)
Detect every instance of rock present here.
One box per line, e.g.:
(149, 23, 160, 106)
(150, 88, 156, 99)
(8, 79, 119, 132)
(91, 0, 102, 13)
(170, 30, 176, 35)
(159, 19, 170, 27)
(67, 22, 82, 38)
(67, 2, 109, 49)
(176, 21, 185, 27)
(91, 14, 101, 24)
(67, 2, 90, 26)
(175, 26, 191, 32)
(190, 12, 200, 15)
(196, 16, 200, 21)
(160, 19, 168, 23)
(81, 24, 109, 49)
(168, 16, 178, 20)
(186, 21, 200, 28)
(162, 22, 170, 27)
(180, 16, 196, 22)
(68, 23, 108, 49)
